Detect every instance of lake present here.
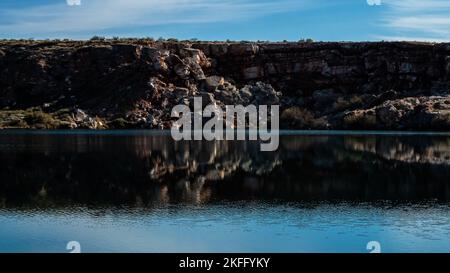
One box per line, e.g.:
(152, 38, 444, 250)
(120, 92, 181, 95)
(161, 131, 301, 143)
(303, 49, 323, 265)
(1, 130, 450, 253)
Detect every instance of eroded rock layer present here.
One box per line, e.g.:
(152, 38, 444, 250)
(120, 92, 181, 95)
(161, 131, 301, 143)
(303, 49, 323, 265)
(0, 40, 449, 130)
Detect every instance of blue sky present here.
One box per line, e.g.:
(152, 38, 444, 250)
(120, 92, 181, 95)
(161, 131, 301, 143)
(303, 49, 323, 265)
(0, 0, 449, 41)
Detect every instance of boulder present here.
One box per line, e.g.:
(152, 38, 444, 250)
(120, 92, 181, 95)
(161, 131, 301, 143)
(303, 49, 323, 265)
(179, 48, 210, 68)
(71, 109, 106, 129)
(174, 63, 190, 79)
(188, 60, 206, 80)
(73, 109, 88, 122)
(214, 83, 238, 105)
(376, 97, 419, 127)
(140, 47, 169, 72)
(237, 82, 281, 105)
(204, 76, 225, 91)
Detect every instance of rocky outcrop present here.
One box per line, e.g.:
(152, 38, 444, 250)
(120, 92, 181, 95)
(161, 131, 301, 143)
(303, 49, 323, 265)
(0, 40, 449, 130)
(340, 96, 450, 130)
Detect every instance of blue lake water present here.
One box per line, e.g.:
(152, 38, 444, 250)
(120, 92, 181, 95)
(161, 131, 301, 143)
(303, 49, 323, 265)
(1, 131, 450, 253)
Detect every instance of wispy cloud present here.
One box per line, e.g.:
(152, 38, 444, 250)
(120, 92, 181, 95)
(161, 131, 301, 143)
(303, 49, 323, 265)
(0, 0, 314, 38)
(378, 0, 450, 41)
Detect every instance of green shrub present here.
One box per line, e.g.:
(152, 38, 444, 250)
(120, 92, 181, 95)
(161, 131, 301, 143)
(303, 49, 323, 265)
(90, 36, 106, 41)
(108, 118, 131, 129)
(299, 38, 314, 43)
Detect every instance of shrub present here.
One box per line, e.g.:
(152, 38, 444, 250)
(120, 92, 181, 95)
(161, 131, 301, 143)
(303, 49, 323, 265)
(108, 118, 132, 129)
(6, 119, 29, 128)
(24, 110, 58, 129)
(343, 110, 377, 129)
(90, 36, 106, 41)
(299, 38, 314, 43)
(281, 107, 327, 129)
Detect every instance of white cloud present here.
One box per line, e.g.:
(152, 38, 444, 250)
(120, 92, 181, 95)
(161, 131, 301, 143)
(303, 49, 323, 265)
(0, 0, 313, 38)
(379, 0, 450, 41)
(67, 0, 81, 6)
(375, 35, 450, 43)
(367, 0, 382, 6)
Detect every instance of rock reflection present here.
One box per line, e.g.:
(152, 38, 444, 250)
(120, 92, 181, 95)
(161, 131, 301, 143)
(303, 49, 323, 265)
(1, 132, 450, 207)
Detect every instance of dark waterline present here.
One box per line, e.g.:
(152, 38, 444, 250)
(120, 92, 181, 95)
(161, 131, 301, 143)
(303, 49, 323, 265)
(1, 130, 450, 253)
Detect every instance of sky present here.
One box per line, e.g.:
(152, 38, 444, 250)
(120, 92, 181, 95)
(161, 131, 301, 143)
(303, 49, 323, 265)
(0, 0, 449, 42)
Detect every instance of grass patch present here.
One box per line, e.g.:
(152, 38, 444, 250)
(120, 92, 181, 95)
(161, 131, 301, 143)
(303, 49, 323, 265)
(23, 110, 59, 129)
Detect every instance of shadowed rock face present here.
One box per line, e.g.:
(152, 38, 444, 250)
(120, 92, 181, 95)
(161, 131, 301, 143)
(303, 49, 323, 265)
(1, 133, 450, 207)
(0, 40, 449, 130)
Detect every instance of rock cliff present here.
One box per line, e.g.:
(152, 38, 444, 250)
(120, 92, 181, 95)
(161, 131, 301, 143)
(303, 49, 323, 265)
(0, 39, 449, 130)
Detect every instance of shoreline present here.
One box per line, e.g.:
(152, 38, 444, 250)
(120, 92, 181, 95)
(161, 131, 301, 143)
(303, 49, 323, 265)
(3, 129, 450, 137)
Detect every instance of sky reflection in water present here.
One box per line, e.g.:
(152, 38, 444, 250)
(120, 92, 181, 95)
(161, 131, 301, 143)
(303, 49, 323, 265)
(1, 131, 450, 253)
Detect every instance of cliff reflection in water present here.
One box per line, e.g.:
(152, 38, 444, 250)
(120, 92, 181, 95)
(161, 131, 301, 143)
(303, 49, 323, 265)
(1, 132, 450, 207)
